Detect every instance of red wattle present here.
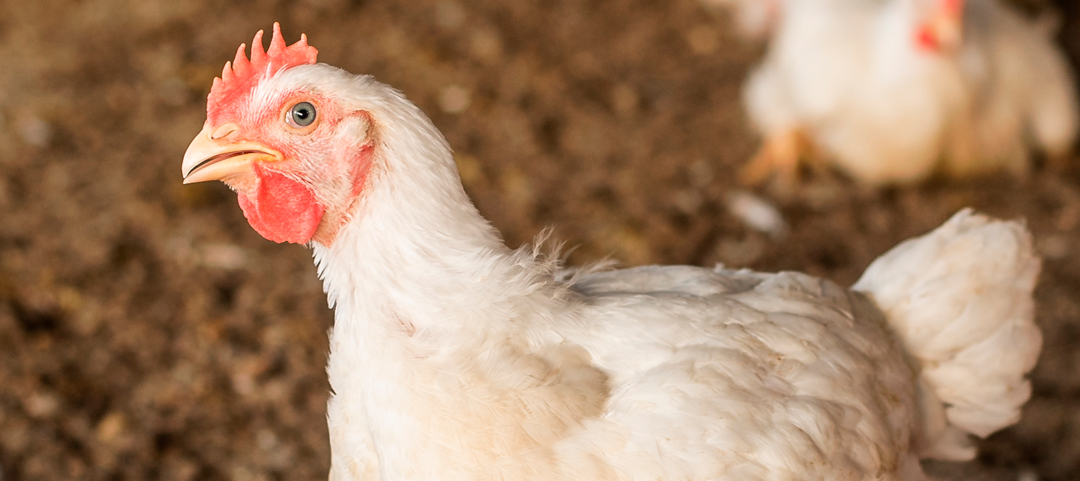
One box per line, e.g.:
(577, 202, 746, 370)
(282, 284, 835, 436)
(915, 25, 940, 52)
(237, 165, 325, 244)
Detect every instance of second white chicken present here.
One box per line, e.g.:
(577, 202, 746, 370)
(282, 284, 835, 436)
(742, 0, 1078, 186)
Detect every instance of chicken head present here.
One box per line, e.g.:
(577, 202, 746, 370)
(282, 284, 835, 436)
(182, 23, 376, 246)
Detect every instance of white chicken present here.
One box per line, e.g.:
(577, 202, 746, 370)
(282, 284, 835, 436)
(182, 24, 1042, 480)
(741, 0, 1079, 186)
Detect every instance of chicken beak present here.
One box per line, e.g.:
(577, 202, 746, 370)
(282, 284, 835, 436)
(182, 123, 283, 184)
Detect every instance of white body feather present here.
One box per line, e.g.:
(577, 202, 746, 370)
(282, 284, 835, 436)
(257, 66, 1041, 480)
(744, 0, 1078, 184)
(853, 209, 1042, 461)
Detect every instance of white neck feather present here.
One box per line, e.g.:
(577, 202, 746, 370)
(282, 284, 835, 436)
(309, 103, 607, 479)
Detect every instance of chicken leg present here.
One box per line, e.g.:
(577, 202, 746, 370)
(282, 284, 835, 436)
(739, 128, 820, 187)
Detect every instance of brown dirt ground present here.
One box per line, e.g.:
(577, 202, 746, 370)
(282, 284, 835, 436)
(1, 0, 1080, 479)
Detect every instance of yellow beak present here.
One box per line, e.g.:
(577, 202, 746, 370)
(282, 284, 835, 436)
(182, 123, 283, 184)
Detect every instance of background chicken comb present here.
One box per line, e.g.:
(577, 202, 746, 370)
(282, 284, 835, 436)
(207, 23, 319, 122)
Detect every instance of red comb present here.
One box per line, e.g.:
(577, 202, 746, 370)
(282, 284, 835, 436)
(207, 23, 319, 122)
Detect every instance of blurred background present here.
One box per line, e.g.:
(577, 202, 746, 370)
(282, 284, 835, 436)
(1, 0, 1079, 479)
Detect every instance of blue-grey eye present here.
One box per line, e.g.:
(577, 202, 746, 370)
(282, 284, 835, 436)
(287, 102, 317, 127)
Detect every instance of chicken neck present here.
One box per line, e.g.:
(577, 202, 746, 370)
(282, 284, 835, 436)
(309, 111, 609, 478)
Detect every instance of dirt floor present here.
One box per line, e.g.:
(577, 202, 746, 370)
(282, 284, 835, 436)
(2, 0, 1080, 479)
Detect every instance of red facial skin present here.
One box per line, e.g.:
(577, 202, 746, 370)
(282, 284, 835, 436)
(219, 92, 375, 246)
(942, 0, 964, 17)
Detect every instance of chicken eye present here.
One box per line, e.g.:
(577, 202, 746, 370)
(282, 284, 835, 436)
(287, 102, 317, 128)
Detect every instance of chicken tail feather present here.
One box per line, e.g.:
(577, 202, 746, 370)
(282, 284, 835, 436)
(852, 209, 1042, 461)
